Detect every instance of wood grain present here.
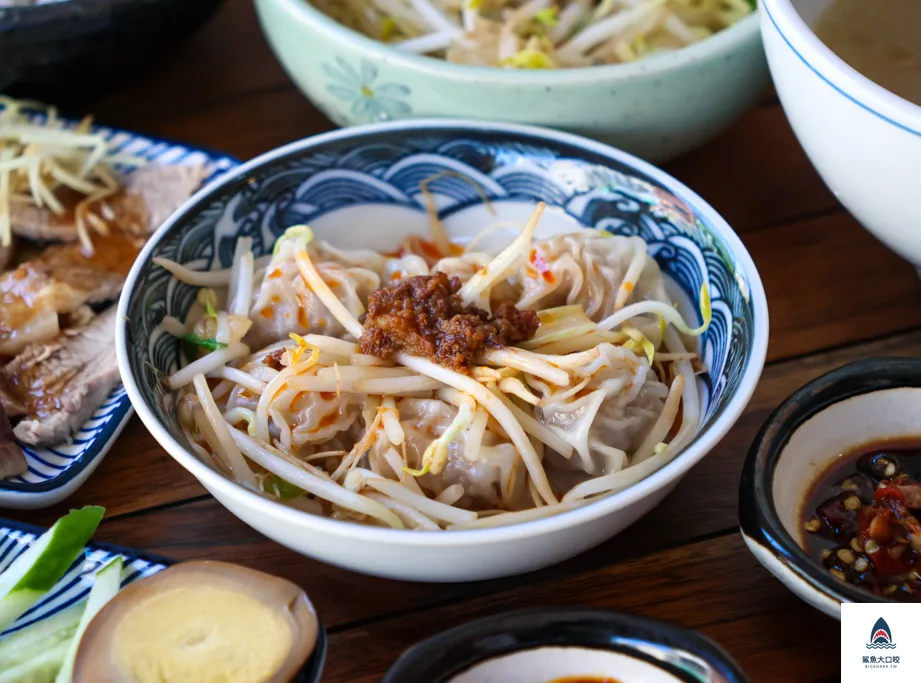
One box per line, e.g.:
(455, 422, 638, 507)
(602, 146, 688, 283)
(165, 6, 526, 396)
(746, 210, 921, 361)
(86, 0, 292, 123)
(667, 105, 838, 233)
(7, 4, 912, 679)
(21, 417, 207, 525)
(317, 534, 839, 683)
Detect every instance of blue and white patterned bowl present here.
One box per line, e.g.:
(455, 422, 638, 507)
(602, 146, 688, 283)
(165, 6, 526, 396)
(117, 120, 769, 582)
(0, 122, 239, 510)
(0, 518, 327, 682)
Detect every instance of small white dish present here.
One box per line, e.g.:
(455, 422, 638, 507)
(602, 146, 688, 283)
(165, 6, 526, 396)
(0, 122, 238, 510)
(759, 0, 921, 274)
(740, 358, 921, 618)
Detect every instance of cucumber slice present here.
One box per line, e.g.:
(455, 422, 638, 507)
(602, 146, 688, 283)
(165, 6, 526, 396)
(0, 640, 70, 683)
(53, 556, 123, 683)
(0, 507, 104, 631)
(0, 602, 84, 671)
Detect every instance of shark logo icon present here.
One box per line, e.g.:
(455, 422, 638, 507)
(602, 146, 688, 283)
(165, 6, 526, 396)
(867, 617, 897, 650)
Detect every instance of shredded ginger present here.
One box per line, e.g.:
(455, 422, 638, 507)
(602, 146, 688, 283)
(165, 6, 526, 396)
(311, 0, 755, 69)
(0, 96, 145, 252)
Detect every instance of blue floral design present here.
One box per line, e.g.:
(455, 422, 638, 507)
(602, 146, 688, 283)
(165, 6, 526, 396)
(323, 57, 412, 122)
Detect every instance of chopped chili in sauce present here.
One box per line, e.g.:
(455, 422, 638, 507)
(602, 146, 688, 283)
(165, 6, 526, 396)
(358, 272, 538, 373)
(801, 440, 921, 600)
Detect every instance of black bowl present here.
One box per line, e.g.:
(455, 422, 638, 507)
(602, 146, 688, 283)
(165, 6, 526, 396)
(739, 358, 921, 617)
(0, 0, 224, 101)
(382, 607, 749, 683)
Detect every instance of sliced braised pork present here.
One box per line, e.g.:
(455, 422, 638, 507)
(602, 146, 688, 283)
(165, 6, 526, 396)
(0, 402, 27, 479)
(10, 163, 207, 242)
(0, 262, 86, 356)
(2, 306, 119, 447)
(0, 230, 145, 356)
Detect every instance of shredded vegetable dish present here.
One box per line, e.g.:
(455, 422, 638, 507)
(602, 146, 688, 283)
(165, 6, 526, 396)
(157, 198, 710, 530)
(0, 97, 144, 253)
(309, 0, 755, 68)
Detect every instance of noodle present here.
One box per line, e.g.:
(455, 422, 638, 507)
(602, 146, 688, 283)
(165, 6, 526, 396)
(168, 343, 250, 389)
(192, 374, 256, 488)
(162, 201, 709, 530)
(230, 429, 406, 529)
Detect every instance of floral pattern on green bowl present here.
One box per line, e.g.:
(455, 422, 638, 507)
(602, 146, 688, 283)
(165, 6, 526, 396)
(323, 57, 412, 123)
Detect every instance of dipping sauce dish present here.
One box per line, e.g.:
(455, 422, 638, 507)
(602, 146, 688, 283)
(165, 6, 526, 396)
(381, 607, 749, 683)
(740, 358, 921, 617)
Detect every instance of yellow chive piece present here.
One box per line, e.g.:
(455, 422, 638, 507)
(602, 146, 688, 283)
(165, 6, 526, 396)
(699, 282, 712, 332)
(502, 49, 556, 69)
(624, 327, 656, 364)
(273, 224, 314, 256)
(288, 333, 319, 367)
(402, 463, 431, 477)
(381, 16, 397, 40)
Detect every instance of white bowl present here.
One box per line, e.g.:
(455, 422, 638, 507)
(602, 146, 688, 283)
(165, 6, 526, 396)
(117, 120, 768, 582)
(759, 0, 921, 273)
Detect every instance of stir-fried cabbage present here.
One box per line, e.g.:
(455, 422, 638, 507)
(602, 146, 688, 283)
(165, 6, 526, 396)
(311, 0, 755, 68)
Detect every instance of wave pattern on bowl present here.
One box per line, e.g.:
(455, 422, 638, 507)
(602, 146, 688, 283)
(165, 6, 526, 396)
(126, 129, 755, 463)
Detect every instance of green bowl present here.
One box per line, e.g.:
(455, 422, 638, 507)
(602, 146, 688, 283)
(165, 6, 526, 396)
(254, 0, 769, 163)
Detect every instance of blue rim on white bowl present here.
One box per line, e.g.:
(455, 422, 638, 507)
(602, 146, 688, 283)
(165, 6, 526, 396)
(758, 0, 921, 137)
(381, 607, 750, 683)
(0, 121, 239, 510)
(116, 119, 768, 581)
(0, 516, 328, 681)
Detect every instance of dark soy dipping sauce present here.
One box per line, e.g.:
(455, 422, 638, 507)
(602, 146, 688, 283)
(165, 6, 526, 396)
(801, 439, 921, 600)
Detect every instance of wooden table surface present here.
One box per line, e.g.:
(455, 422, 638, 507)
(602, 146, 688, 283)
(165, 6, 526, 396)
(14, 2, 921, 681)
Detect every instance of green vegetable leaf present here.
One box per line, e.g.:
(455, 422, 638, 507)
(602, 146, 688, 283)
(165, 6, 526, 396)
(262, 474, 305, 500)
(182, 334, 227, 353)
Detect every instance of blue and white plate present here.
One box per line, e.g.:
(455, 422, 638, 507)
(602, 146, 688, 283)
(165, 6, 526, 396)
(0, 122, 239, 510)
(0, 517, 328, 682)
(0, 517, 169, 639)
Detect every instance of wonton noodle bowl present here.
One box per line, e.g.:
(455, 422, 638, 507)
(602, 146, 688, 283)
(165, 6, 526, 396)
(117, 120, 767, 581)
